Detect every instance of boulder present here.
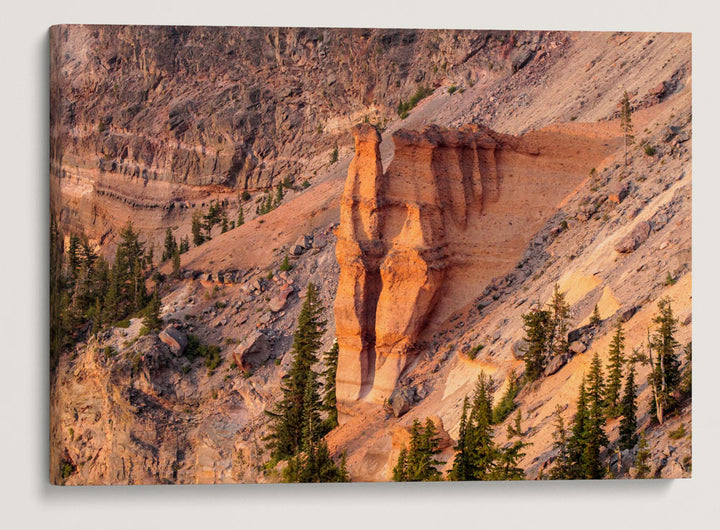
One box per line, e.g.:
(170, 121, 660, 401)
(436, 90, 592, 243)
(512, 339, 528, 359)
(291, 244, 305, 256)
(607, 182, 629, 204)
(568, 323, 594, 344)
(268, 284, 294, 313)
(569, 341, 587, 354)
(388, 387, 417, 418)
(158, 326, 188, 355)
(620, 306, 638, 322)
(614, 221, 651, 253)
(544, 354, 567, 377)
(232, 331, 271, 373)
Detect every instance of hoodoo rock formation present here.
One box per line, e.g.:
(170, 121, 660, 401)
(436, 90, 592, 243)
(335, 123, 620, 411)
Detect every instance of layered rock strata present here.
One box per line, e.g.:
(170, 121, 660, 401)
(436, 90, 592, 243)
(335, 123, 618, 410)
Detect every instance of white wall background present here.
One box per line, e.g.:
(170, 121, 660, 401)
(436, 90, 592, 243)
(1, 1, 717, 528)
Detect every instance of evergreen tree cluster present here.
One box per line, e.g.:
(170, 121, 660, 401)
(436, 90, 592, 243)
(392, 418, 443, 481)
(446, 372, 528, 481)
(256, 183, 286, 216)
(50, 220, 156, 363)
(264, 283, 347, 482)
(521, 284, 571, 382)
(551, 320, 641, 478)
(647, 297, 683, 424)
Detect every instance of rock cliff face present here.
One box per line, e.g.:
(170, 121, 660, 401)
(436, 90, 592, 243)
(50, 25, 556, 245)
(335, 123, 620, 408)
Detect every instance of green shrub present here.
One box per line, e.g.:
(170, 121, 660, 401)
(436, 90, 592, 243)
(644, 144, 657, 156)
(241, 190, 251, 201)
(448, 84, 458, 95)
(669, 423, 686, 440)
(467, 344, 485, 360)
(279, 255, 292, 272)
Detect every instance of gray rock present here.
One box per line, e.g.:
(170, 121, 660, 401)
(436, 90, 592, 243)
(389, 387, 417, 418)
(620, 306, 638, 323)
(614, 221, 651, 253)
(544, 354, 567, 377)
(569, 341, 587, 354)
(512, 339, 528, 359)
(291, 244, 305, 256)
(158, 326, 188, 355)
(232, 331, 271, 373)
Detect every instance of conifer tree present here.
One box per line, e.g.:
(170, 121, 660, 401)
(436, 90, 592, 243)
(393, 447, 409, 481)
(507, 409, 523, 439)
(492, 370, 519, 424)
(142, 290, 163, 332)
(179, 236, 190, 254)
(583, 352, 609, 478)
(265, 283, 327, 462)
(550, 405, 572, 479)
(449, 397, 472, 481)
(467, 372, 497, 480)
(274, 183, 284, 207)
(679, 342, 692, 397)
(619, 359, 638, 450)
(162, 228, 178, 262)
(394, 419, 442, 481)
(567, 375, 589, 479)
(590, 304, 602, 326)
(492, 439, 528, 480)
(237, 206, 244, 226)
(322, 340, 339, 430)
(620, 90, 634, 168)
(521, 306, 551, 382)
(548, 284, 570, 361)
(604, 319, 626, 418)
(191, 210, 205, 246)
(634, 434, 651, 478)
(67, 233, 81, 281)
(648, 297, 681, 422)
(172, 249, 181, 279)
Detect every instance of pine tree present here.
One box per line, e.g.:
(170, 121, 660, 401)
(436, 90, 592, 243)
(507, 409, 523, 438)
(521, 306, 551, 382)
(162, 228, 178, 262)
(648, 297, 681, 422)
(466, 372, 497, 480)
(237, 206, 244, 226)
(604, 319, 626, 418)
(67, 233, 81, 281)
(548, 284, 570, 361)
(179, 236, 190, 254)
(449, 396, 472, 480)
(142, 290, 163, 332)
(395, 419, 442, 481)
(279, 254, 292, 272)
(583, 352, 609, 478)
(679, 342, 692, 397)
(634, 434, 651, 478)
(191, 210, 205, 246)
(492, 439, 528, 480)
(566, 375, 589, 479)
(322, 340, 339, 430)
(392, 447, 409, 481)
(274, 183, 284, 207)
(590, 304, 602, 326)
(620, 90, 634, 168)
(550, 405, 572, 479)
(618, 360, 638, 451)
(265, 283, 327, 462)
(492, 369, 519, 424)
(221, 212, 228, 233)
(172, 249, 181, 279)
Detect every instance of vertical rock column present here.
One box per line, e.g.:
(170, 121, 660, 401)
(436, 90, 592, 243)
(335, 124, 385, 406)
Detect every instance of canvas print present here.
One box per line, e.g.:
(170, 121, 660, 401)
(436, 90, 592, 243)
(49, 26, 692, 484)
